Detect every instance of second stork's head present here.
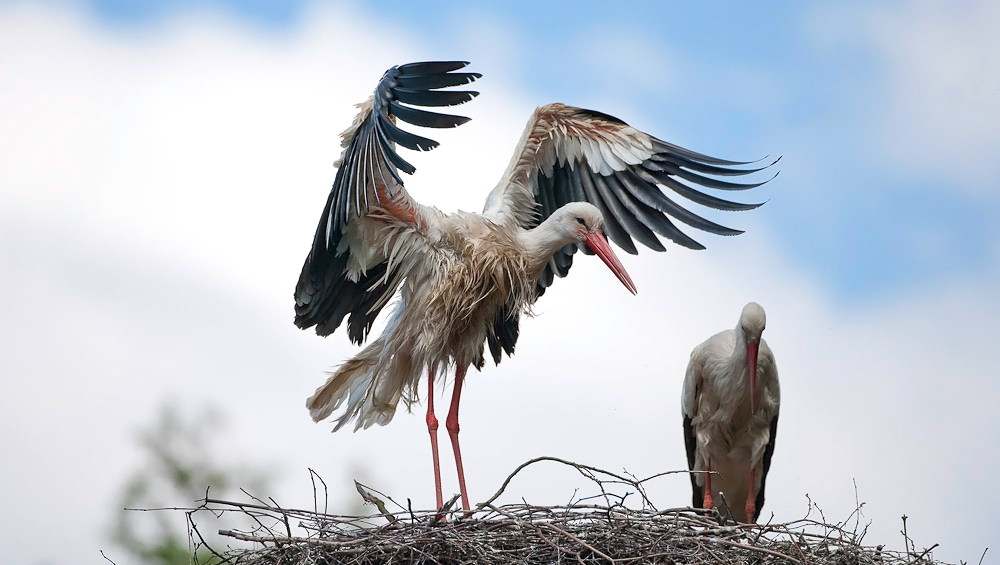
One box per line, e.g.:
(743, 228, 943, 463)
(739, 301, 767, 411)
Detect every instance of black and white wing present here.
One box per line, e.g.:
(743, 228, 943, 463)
(754, 413, 779, 521)
(483, 103, 776, 362)
(681, 342, 705, 508)
(294, 61, 479, 342)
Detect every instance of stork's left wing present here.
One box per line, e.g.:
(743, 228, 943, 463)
(295, 61, 479, 342)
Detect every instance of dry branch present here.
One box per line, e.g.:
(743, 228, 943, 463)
(174, 457, 954, 565)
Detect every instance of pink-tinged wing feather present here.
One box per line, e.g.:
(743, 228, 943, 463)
(483, 103, 776, 297)
(294, 61, 480, 343)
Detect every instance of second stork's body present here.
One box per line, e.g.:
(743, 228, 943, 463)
(682, 302, 780, 523)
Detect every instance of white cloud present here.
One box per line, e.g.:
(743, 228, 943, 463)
(0, 4, 996, 564)
(810, 0, 1000, 193)
(870, 1, 1000, 190)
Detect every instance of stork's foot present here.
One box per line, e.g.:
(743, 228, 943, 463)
(745, 468, 757, 523)
(703, 468, 714, 510)
(744, 498, 756, 524)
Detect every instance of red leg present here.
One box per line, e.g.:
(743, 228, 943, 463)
(745, 468, 757, 523)
(425, 368, 444, 510)
(446, 364, 470, 511)
(703, 464, 714, 510)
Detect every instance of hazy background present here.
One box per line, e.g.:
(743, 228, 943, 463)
(1, 1, 998, 563)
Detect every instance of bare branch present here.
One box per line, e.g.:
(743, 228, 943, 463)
(162, 458, 951, 565)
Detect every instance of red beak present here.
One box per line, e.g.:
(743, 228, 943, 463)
(747, 340, 759, 413)
(585, 231, 637, 295)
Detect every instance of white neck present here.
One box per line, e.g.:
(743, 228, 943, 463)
(730, 326, 749, 367)
(518, 215, 578, 275)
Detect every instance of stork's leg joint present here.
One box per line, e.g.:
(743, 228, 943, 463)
(426, 369, 444, 510)
(447, 365, 470, 511)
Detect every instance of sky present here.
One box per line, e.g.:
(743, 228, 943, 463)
(1, 1, 998, 563)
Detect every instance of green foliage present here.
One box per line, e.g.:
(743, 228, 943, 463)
(108, 402, 270, 565)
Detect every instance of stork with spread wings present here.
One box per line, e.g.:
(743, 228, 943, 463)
(294, 61, 776, 511)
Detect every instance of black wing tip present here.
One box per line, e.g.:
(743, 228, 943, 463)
(741, 155, 782, 171)
(741, 154, 780, 166)
(372, 59, 481, 162)
(293, 301, 330, 335)
(650, 138, 784, 173)
(396, 60, 472, 74)
(293, 312, 325, 334)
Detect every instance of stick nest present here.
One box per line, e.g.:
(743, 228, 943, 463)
(184, 457, 950, 565)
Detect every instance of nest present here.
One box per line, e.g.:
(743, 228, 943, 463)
(184, 457, 952, 565)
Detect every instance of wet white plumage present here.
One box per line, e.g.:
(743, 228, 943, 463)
(306, 203, 610, 431)
(682, 302, 780, 523)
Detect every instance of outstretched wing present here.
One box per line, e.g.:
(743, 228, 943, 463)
(485, 103, 775, 293)
(294, 61, 480, 342)
(483, 103, 776, 362)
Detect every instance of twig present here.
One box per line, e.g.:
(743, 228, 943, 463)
(468, 456, 688, 518)
(539, 521, 616, 564)
(913, 544, 940, 563)
(713, 538, 802, 564)
(429, 493, 461, 524)
(174, 458, 949, 565)
(308, 467, 328, 516)
(188, 507, 232, 564)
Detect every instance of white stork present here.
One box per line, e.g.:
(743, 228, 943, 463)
(295, 61, 774, 511)
(682, 302, 779, 523)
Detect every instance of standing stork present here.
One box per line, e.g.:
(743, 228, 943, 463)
(682, 302, 780, 523)
(295, 61, 775, 511)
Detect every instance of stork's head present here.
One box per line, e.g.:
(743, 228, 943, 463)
(554, 202, 637, 295)
(739, 301, 767, 411)
(739, 302, 766, 343)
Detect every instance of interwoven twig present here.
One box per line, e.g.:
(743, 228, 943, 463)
(176, 457, 951, 565)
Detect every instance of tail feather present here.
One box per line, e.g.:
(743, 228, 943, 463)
(306, 336, 422, 431)
(306, 338, 385, 428)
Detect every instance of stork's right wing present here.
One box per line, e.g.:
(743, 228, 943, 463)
(294, 61, 480, 342)
(482, 104, 775, 364)
(754, 414, 779, 521)
(483, 103, 775, 298)
(682, 343, 706, 507)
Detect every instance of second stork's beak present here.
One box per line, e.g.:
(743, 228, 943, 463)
(747, 339, 759, 413)
(584, 231, 637, 295)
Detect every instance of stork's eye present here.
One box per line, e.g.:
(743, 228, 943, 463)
(575, 217, 587, 227)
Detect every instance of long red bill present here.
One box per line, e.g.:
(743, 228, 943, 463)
(747, 340, 759, 413)
(584, 231, 637, 295)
